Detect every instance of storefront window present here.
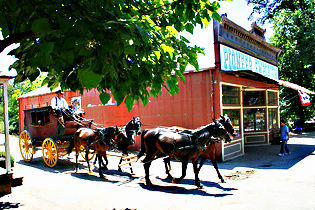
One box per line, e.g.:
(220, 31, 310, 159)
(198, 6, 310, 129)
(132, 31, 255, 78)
(244, 108, 266, 131)
(223, 109, 241, 139)
(268, 108, 278, 130)
(222, 85, 240, 105)
(243, 91, 265, 106)
(268, 91, 278, 105)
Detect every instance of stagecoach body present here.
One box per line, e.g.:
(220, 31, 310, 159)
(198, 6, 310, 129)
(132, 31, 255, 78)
(19, 106, 92, 167)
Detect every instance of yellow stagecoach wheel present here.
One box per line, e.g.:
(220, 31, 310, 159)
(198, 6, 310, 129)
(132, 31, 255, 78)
(42, 138, 58, 167)
(19, 130, 34, 162)
(80, 146, 96, 161)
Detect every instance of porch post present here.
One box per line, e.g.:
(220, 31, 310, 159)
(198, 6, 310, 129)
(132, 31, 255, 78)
(3, 83, 11, 173)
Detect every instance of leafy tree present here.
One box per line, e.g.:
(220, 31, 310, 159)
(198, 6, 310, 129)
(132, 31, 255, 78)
(0, 76, 45, 134)
(247, 0, 312, 24)
(0, 0, 222, 111)
(247, 0, 315, 124)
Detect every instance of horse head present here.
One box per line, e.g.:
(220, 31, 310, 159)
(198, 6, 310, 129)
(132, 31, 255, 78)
(100, 126, 118, 145)
(115, 130, 133, 154)
(219, 114, 237, 138)
(206, 119, 232, 143)
(125, 116, 142, 144)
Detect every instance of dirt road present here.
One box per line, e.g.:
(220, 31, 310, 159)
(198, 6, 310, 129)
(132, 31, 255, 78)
(1, 132, 315, 209)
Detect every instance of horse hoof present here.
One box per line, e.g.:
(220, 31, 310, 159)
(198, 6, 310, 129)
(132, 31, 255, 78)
(118, 168, 122, 172)
(221, 180, 226, 183)
(197, 184, 204, 189)
(146, 181, 153, 186)
(170, 178, 176, 183)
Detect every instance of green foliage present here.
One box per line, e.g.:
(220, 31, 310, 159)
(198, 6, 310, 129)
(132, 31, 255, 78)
(249, 0, 315, 123)
(0, 151, 14, 167)
(247, 0, 313, 24)
(5, 76, 46, 135)
(0, 0, 222, 111)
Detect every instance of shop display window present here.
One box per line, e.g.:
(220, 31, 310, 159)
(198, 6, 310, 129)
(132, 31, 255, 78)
(268, 108, 278, 130)
(243, 91, 265, 106)
(244, 108, 266, 131)
(268, 91, 278, 105)
(222, 85, 240, 105)
(223, 109, 241, 139)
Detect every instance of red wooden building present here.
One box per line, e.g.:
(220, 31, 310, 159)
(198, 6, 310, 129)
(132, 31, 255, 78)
(20, 16, 311, 161)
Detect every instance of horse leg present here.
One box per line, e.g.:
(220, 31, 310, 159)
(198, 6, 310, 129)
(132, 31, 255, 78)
(163, 157, 173, 179)
(197, 155, 207, 173)
(144, 162, 152, 186)
(142, 152, 157, 186)
(128, 153, 134, 175)
(118, 157, 123, 172)
(102, 153, 108, 170)
(172, 159, 188, 184)
(129, 160, 134, 174)
(93, 155, 98, 165)
(211, 157, 225, 183)
(75, 151, 79, 173)
(97, 154, 105, 178)
(85, 148, 92, 173)
(193, 160, 203, 189)
(207, 143, 225, 183)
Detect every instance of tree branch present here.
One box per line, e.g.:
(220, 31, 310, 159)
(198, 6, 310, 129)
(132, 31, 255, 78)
(0, 31, 35, 53)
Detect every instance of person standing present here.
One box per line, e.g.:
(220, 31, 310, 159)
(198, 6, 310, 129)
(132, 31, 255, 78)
(278, 120, 291, 156)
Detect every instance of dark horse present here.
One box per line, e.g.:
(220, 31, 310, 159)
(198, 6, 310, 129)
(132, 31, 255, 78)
(95, 116, 142, 173)
(163, 115, 236, 183)
(137, 119, 232, 188)
(117, 117, 142, 172)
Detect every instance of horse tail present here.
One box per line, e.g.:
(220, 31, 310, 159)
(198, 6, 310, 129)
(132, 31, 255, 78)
(137, 129, 148, 160)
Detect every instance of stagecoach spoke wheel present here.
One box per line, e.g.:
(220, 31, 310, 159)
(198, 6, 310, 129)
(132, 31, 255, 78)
(42, 138, 58, 167)
(80, 146, 95, 161)
(19, 130, 34, 162)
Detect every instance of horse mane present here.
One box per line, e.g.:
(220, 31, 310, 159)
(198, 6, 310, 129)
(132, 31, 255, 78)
(191, 122, 216, 137)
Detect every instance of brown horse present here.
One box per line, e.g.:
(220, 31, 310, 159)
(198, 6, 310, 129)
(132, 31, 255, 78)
(67, 126, 120, 177)
(137, 120, 231, 188)
(163, 115, 236, 183)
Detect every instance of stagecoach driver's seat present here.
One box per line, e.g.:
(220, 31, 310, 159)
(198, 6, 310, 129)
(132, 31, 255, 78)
(51, 89, 71, 126)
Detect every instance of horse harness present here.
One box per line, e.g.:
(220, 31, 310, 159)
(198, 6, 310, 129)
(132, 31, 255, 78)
(86, 128, 117, 149)
(170, 132, 206, 161)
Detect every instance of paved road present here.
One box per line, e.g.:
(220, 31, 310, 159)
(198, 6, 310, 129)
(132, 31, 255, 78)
(1, 132, 315, 210)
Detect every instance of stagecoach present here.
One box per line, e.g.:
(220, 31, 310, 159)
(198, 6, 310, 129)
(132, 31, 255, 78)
(19, 106, 94, 167)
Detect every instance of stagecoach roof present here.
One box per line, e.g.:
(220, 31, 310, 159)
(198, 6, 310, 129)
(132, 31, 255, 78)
(18, 85, 63, 99)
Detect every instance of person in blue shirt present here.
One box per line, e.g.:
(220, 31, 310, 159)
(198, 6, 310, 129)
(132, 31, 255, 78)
(278, 120, 291, 156)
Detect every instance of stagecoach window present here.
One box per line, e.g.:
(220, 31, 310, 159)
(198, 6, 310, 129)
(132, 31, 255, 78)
(268, 91, 278, 105)
(268, 108, 278, 130)
(243, 91, 265, 106)
(222, 85, 240, 105)
(223, 109, 241, 139)
(31, 111, 50, 125)
(244, 108, 266, 132)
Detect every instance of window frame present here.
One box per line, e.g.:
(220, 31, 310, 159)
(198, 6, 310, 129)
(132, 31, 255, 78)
(243, 90, 266, 106)
(222, 84, 241, 106)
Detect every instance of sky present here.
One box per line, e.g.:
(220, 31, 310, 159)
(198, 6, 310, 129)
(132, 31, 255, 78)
(0, 0, 273, 76)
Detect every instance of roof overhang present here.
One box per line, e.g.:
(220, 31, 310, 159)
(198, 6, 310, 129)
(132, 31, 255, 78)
(0, 75, 15, 84)
(222, 70, 315, 94)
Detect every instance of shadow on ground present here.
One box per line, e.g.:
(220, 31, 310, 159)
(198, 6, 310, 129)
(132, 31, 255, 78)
(213, 132, 315, 170)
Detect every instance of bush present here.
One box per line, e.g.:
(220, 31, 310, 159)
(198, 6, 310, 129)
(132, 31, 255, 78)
(0, 151, 14, 168)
